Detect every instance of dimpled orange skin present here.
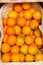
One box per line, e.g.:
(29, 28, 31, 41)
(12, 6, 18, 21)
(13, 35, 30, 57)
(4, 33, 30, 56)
(2, 43, 10, 53)
(22, 3, 31, 10)
(25, 54, 34, 62)
(8, 11, 18, 18)
(11, 54, 20, 62)
(11, 45, 19, 53)
(33, 11, 42, 20)
(2, 34, 8, 43)
(7, 18, 16, 26)
(17, 17, 26, 27)
(14, 25, 21, 35)
(25, 35, 34, 45)
(13, 4, 22, 12)
(7, 27, 15, 35)
(24, 10, 32, 19)
(28, 45, 38, 55)
(22, 26, 31, 35)
(29, 20, 39, 30)
(19, 53, 24, 62)
(35, 37, 42, 46)
(2, 18, 7, 26)
(8, 35, 16, 46)
(2, 53, 11, 62)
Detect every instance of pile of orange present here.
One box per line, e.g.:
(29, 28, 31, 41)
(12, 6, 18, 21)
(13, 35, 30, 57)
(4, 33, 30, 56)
(2, 3, 43, 62)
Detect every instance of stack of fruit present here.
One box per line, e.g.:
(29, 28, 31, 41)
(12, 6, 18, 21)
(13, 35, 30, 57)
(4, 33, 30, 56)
(1, 3, 43, 62)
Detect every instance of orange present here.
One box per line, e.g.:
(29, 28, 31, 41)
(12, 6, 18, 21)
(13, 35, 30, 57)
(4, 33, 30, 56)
(11, 45, 19, 53)
(8, 35, 16, 46)
(2, 18, 7, 26)
(28, 45, 38, 55)
(19, 53, 24, 62)
(16, 35, 24, 46)
(3, 25, 8, 33)
(17, 17, 26, 27)
(30, 34, 35, 40)
(13, 4, 22, 12)
(33, 10, 42, 20)
(7, 27, 15, 35)
(8, 11, 18, 18)
(19, 10, 24, 17)
(22, 3, 31, 10)
(37, 50, 42, 54)
(35, 53, 43, 61)
(24, 10, 32, 19)
(30, 30, 34, 35)
(29, 20, 39, 30)
(26, 20, 30, 26)
(2, 43, 10, 53)
(20, 44, 28, 55)
(7, 18, 16, 26)
(25, 54, 34, 62)
(22, 26, 31, 35)
(2, 53, 11, 62)
(29, 8, 36, 13)
(11, 54, 20, 62)
(35, 37, 42, 46)
(34, 29, 41, 37)
(14, 25, 21, 35)
(2, 34, 8, 43)
(25, 35, 34, 45)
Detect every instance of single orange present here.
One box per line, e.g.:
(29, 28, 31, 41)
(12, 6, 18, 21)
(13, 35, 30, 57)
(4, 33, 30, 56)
(2, 43, 10, 53)
(25, 35, 34, 45)
(24, 10, 32, 19)
(29, 20, 39, 30)
(7, 18, 16, 26)
(11, 45, 19, 53)
(2, 53, 11, 62)
(14, 25, 21, 35)
(11, 54, 20, 62)
(35, 37, 42, 46)
(22, 26, 31, 35)
(29, 8, 36, 13)
(22, 3, 31, 10)
(8, 11, 18, 18)
(25, 54, 34, 62)
(33, 10, 42, 20)
(28, 45, 38, 55)
(7, 27, 15, 35)
(19, 10, 24, 17)
(17, 17, 26, 27)
(13, 4, 22, 12)
(8, 35, 16, 46)
(16, 35, 24, 46)
(2, 18, 7, 26)
(2, 34, 8, 43)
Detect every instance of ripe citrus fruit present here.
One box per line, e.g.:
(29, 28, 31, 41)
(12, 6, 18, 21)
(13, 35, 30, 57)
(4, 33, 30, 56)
(7, 27, 15, 35)
(8, 35, 16, 46)
(7, 18, 16, 26)
(2, 53, 11, 62)
(28, 45, 38, 55)
(11, 54, 20, 62)
(13, 4, 22, 12)
(22, 26, 31, 35)
(20, 44, 28, 55)
(17, 17, 26, 27)
(16, 35, 24, 46)
(26, 20, 30, 26)
(25, 54, 34, 62)
(35, 37, 42, 46)
(30, 34, 35, 40)
(19, 10, 24, 17)
(8, 11, 18, 18)
(24, 10, 32, 19)
(29, 20, 39, 30)
(11, 45, 19, 53)
(2, 34, 8, 43)
(33, 10, 42, 20)
(29, 8, 36, 13)
(22, 3, 31, 10)
(14, 25, 21, 35)
(2, 43, 10, 53)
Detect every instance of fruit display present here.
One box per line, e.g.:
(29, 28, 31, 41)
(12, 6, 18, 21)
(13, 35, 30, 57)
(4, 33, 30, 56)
(1, 3, 43, 62)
